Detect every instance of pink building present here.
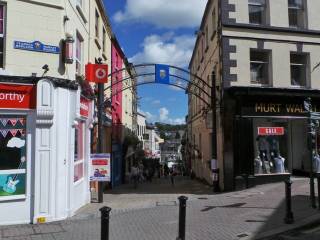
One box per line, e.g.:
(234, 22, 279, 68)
(111, 37, 124, 186)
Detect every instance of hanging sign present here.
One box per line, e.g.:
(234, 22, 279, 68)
(0, 83, 36, 109)
(155, 64, 170, 84)
(14, 41, 60, 54)
(90, 153, 111, 182)
(85, 63, 108, 83)
(80, 97, 90, 118)
(258, 127, 284, 136)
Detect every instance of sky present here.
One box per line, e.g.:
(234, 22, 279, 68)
(103, 0, 207, 124)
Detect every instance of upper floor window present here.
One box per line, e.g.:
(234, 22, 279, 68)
(102, 28, 106, 52)
(95, 10, 99, 38)
(205, 26, 209, 50)
(250, 49, 270, 85)
(288, 0, 306, 28)
(0, 5, 5, 68)
(290, 52, 308, 87)
(75, 32, 84, 75)
(248, 0, 266, 25)
(212, 8, 216, 37)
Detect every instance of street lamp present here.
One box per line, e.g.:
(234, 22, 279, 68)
(304, 97, 316, 208)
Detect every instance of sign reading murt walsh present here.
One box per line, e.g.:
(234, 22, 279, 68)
(258, 127, 284, 136)
(80, 97, 90, 118)
(0, 83, 36, 109)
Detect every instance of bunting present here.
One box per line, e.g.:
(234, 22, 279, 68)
(0, 118, 26, 127)
(0, 119, 8, 127)
(9, 119, 18, 126)
(0, 129, 25, 137)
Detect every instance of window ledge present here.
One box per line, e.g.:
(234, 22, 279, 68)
(95, 38, 101, 50)
(76, 5, 88, 23)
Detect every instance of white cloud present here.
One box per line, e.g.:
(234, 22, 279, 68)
(113, 0, 207, 29)
(172, 118, 185, 125)
(138, 108, 155, 122)
(159, 107, 169, 121)
(129, 33, 195, 68)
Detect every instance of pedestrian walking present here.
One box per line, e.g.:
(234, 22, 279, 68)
(131, 164, 139, 188)
(169, 167, 176, 186)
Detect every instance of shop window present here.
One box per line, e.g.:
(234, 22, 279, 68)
(0, 115, 27, 198)
(290, 52, 308, 87)
(74, 122, 84, 182)
(253, 120, 288, 175)
(288, 0, 306, 28)
(102, 28, 106, 53)
(250, 49, 270, 85)
(248, 0, 267, 25)
(75, 31, 84, 75)
(0, 5, 5, 68)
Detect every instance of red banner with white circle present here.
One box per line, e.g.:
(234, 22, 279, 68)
(85, 63, 108, 83)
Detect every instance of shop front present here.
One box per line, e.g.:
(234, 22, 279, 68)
(226, 87, 320, 190)
(0, 77, 94, 225)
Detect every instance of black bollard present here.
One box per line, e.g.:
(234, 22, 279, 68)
(284, 179, 294, 224)
(100, 206, 112, 240)
(317, 175, 320, 210)
(177, 196, 188, 240)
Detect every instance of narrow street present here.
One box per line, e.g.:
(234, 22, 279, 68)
(1, 177, 319, 240)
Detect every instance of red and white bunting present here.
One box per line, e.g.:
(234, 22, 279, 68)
(18, 118, 25, 126)
(9, 119, 18, 126)
(10, 129, 18, 137)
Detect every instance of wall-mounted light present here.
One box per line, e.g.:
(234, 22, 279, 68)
(64, 33, 74, 64)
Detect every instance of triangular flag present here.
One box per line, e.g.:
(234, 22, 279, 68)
(0, 129, 8, 138)
(10, 129, 18, 137)
(18, 129, 25, 136)
(10, 119, 18, 126)
(0, 119, 8, 127)
(19, 118, 25, 126)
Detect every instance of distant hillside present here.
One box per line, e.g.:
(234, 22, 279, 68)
(154, 122, 186, 140)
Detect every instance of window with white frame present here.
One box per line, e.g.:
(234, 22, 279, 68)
(74, 122, 84, 183)
(290, 52, 308, 87)
(0, 5, 5, 68)
(248, 0, 266, 25)
(288, 0, 306, 28)
(75, 31, 83, 75)
(250, 49, 270, 85)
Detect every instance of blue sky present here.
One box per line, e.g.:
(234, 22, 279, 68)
(103, 0, 207, 124)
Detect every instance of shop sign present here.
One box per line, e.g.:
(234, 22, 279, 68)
(14, 40, 60, 54)
(80, 97, 90, 118)
(90, 153, 110, 182)
(0, 83, 36, 109)
(258, 127, 284, 136)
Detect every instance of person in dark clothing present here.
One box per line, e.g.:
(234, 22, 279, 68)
(169, 168, 176, 186)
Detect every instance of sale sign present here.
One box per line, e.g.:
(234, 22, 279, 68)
(258, 127, 284, 136)
(0, 83, 36, 109)
(85, 63, 108, 83)
(90, 153, 111, 182)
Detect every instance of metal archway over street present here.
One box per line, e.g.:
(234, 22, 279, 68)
(104, 63, 212, 108)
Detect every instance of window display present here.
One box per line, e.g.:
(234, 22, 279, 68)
(0, 115, 27, 197)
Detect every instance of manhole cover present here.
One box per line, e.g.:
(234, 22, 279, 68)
(156, 201, 177, 206)
(198, 197, 208, 200)
(236, 232, 250, 238)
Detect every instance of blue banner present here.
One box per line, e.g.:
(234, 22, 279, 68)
(155, 64, 170, 84)
(14, 41, 60, 54)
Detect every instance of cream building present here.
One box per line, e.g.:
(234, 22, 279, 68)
(0, 0, 114, 225)
(188, 0, 320, 191)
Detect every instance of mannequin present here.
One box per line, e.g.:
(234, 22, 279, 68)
(313, 152, 320, 173)
(274, 153, 285, 173)
(257, 136, 270, 174)
(254, 154, 263, 174)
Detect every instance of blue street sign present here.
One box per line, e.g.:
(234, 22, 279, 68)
(14, 40, 60, 54)
(155, 64, 170, 84)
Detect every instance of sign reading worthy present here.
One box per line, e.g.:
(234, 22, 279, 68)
(258, 127, 284, 136)
(0, 83, 36, 109)
(14, 41, 60, 54)
(90, 153, 111, 182)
